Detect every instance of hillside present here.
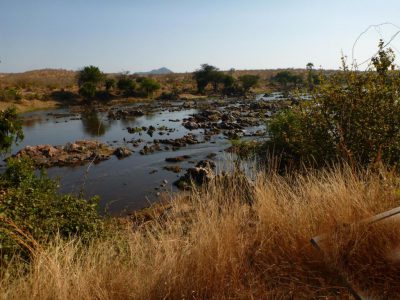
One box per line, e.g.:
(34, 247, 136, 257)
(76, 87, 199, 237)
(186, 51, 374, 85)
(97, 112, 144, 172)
(135, 67, 174, 75)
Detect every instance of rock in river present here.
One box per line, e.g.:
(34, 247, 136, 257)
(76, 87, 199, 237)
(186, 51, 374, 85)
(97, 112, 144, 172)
(174, 160, 216, 190)
(15, 140, 116, 167)
(114, 147, 132, 159)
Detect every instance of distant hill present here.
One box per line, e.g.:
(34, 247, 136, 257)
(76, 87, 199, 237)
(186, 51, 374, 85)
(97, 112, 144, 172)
(135, 67, 173, 75)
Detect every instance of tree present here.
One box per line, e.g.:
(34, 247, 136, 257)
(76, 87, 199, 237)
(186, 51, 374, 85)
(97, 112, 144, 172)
(77, 66, 104, 100)
(306, 62, 319, 91)
(104, 78, 116, 91)
(193, 64, 221, 94)
(0, 107, 23, 153)
(239, 75, 259, 93)
(139, 77, 161, 97)
(77, 66, 103, 87)
(270, 71, 303, 93)
(117, 75, 136, 96)
(221, 74, 237, 95)
(79, 82, 97, 100)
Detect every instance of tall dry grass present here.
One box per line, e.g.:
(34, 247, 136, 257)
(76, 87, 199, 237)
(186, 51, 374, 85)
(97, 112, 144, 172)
(1, 167, 400, 299)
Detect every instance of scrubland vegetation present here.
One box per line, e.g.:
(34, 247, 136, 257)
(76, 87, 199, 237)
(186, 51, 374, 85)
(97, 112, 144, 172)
(0, 63, 323, 112)
(2, 42, 400, 298)
(1, 167, 400, 299)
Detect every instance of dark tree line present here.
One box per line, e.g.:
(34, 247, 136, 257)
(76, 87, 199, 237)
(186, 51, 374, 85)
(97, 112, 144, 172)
(77, 66, 161, 101)
(193, 64, 260, 95)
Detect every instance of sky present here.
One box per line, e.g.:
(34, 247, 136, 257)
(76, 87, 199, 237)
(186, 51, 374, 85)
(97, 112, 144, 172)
(1, 0, 400, 73)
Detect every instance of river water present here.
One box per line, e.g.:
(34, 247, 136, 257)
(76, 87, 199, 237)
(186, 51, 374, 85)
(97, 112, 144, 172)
(11, 99, 266, 215)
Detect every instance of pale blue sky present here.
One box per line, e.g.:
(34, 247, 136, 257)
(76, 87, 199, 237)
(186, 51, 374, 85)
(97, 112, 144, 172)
(1, 0, 400, 73)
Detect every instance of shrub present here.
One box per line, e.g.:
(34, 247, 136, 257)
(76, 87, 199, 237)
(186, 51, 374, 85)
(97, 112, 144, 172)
(0, 88, 22, 102)
(265, 41, 400, 168)
(158, 91, 179, 100)
(138, 77, 161, 97)
(49, 89, 78, 102)
(77, 66, 104, 87)
(0, 158, 103, 261)
(104, 78, 116, 91)
(0, 108, 24, 154)
(77, 66, 104, 100)
(79, 82, 97, 100)
(193, 64, 222, 94)
(238, 74, 259, 93)
(117, 76, 136, 96)
(270, 71, 303, 93)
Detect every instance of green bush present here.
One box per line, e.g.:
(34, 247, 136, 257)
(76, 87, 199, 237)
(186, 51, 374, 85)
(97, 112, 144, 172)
(138, 77, 161, 97)
(0, 108, 24, 154)
(193, 64, 222, 94)
(265, 41, 400, 168)
(238, 74, 259, 93)
(117, 76, 136, 96)
(79, 82, 97, 100)
(0, 88, 22, 102)
(0, 158, 103, 261)
(104, 78, 116, 91)
(270, 71, 303, 94)
(77, 66, 104, 87)
(77, 66, 104, 100)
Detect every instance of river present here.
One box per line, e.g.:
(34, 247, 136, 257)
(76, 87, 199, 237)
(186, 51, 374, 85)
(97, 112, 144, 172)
(10, 98, 269, 215)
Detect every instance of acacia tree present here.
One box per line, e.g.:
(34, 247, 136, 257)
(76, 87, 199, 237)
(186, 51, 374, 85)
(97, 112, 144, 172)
(193, 64, 221, 94)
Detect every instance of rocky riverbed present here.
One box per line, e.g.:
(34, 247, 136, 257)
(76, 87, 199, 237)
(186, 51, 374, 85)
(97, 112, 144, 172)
(14, 140, 132, 167)
(12, 96, 290, 214)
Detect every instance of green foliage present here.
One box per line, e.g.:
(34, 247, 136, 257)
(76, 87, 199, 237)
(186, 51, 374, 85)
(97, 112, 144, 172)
(77, 66, 104, 100)
(221, 74, 239, 96)
(270, 71, 303, 93)
(77, 66, 104, 87)
(138, 77, 161, 97)
(238, 75, 259, 93)
(306, 62, 320, 90)
(265, 42, 400, 168)
(193, 64, 221, 94)
(0, 88, 22, 102)
(104, 78, 116, 91)
(117, 76, 136, 96)
(79, 82, 97, 100)
(0, 108, 24, 154)
(158, 91, 179, 100)
(0, 158, 103, 261)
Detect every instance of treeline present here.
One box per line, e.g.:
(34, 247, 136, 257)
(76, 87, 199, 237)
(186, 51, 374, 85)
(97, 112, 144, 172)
(192, 63, 320, 96)
(76, 64, 321, 101)
(77, 66, 161, 101)
(192, 64, 260, 96)
(0, 64, 323, 103)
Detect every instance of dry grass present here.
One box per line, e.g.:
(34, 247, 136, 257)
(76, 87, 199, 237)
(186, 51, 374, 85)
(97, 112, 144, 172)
(0, 99, 61, 113)
(0, 68, 322, 103)
(1, 166, 400, 299)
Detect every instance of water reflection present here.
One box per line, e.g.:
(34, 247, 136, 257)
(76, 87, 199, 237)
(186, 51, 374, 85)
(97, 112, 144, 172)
(81, 110, 110, 136)
(22, 115, 44, 127)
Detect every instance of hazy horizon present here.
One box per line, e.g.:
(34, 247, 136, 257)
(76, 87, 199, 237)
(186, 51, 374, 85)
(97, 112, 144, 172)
(1, 0, 400, 73)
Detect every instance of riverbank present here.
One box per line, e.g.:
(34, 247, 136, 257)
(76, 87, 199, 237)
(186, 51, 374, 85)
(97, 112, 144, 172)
(0, 93, 212, 114)
(0, 99, 61, 113)
(1, 166, 400, 299)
